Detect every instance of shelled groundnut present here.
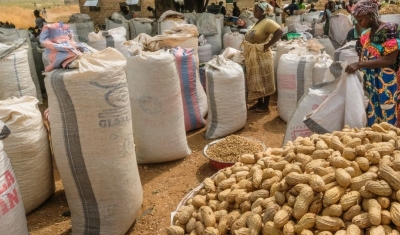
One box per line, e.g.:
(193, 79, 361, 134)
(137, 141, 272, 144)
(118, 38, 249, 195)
(167, 122, 400, 234)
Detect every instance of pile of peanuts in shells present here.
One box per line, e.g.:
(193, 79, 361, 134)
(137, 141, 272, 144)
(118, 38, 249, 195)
(166, 122, 400, 235)
(206, 135, 265, 163)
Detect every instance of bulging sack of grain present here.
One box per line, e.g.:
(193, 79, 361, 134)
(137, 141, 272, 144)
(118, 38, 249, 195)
(0, 28, 42, 103)
(303, 11, 321, 23)
(329, 13, 352, 46)
(277, 54, 316, 122)
(282, 62, 342, 145)
(223, 32, 244, 51)
(172, 47, 206, 132)
(88, 27, 128, 57)
(129, 18, 154, 39)
(45, 48, 142, 235)
(126, 49, 191, 163)
(205, 14, 224, 55)
(0, 39, 36, 100)
(69, 13, 94, 43)
(239, 10, 257, 27)
(105, 13, 130, 40)
(380, 14, 400, 25)
(274, 39, 307, 83)
(0, 96, 54, 214)
(198, 43, 213, 63)
(313, 53, 333, 85)
(205, 55, 246, 139)
(0, 122, 28, 235)
(334, 40, 359, 64)
(285, 15, 301, 29)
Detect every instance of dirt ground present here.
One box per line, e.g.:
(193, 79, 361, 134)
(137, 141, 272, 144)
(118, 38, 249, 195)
(27, 94, 286, 235)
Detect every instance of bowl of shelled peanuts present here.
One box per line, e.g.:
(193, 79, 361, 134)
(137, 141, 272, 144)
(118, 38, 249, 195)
(203, 135, 267, 170)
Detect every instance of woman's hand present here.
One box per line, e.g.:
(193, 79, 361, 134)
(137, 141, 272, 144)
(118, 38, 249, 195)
(345, 62, 360, 74)
(263, 44, 270, 52)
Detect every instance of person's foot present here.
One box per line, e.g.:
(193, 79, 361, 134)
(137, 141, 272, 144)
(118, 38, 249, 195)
(248, 102, 262, 110)
(254, 107, 270, 113)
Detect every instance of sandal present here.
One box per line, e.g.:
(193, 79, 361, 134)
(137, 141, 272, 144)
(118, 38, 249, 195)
(248, 103, 262, 110)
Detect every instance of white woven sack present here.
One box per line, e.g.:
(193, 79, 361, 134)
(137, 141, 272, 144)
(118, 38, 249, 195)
(239, 10, 257, 27)
(276, 15, 282, 26)
(0, 96, 53, 214)
(0, 28, 42, 103)
(303, 11, 320, 23)
(277, 54, 316, 122)
(198, 43, 213, 63)
(285, 15, 301, 28)
(222, 26, 232, 35)
(205, 55, 246, 139)
(329, 14, 352, 46)
(75, 21, 95, 43)
(105, 17, 130, 40)
(88, 27, 128, 57)
(45, 48, 142, 235)
(184, 12, 197, 24)
(334, 41, 359, 64)
(126, 50, 191, 163)
(205, 15, 223, 55)
(314, 23, 324, 37)
(316, 37, 335, 57)
(380, 14, 400, 25)
(275, 39, 306, 74)
(129, 18, 153, 39)
(223, 32, 244, 51)
(272, 50, 278, 80)
(266, 13, 276, 22)
(282, 77, 340, 145)
(0, 40, 36, 100)
(159, 19, 186, 34)
(313, 53, 333, 85)
(0, 125, 28, 235)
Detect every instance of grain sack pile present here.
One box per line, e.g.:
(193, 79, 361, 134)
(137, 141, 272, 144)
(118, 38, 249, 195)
(88, 26, 128, 57)
(158, 10, 186, 35)
(105, 12, 130, 40)
(0, 121, 28, 235)
(0, 96, 54, 214)
(168, 122, 400, 235)
(69, 13, 94, 43)
(379, 6, 400, 25)
(129, 18, 155, 39)
(45, 48, 142, 235)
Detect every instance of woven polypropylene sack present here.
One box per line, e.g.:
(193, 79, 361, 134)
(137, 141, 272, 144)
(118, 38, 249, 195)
(334, 41, 359, 64)
(277, 54, 316, 122)
(75, 21, 95, 43)
(0, 40, 36, 100)
(205, 55, 246, 139)
(205, 14, 223, 55)
(329, 14, 352, 46)
(380, 14, 400, 25)
(282, 78, 340, 145)
(159, 19, 186, 34)
(312, 53, 333, 85)
(0, 128, 28, 235)
(223, 32, 244, 51)
(0, 96, 53, 214)
(126, 50, 191, 164)
(45, 48, 142, 235)
(172, 47, 206, 132)
(198, 43, 213, 63)
(105, 17, 130, 40)
(129, 18, 154, 39)
(88, 27, 128, 57)
(0, 28, 42, 103)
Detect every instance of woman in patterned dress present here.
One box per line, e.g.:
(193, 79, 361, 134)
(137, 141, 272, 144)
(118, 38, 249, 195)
(345, 0, 400, 127)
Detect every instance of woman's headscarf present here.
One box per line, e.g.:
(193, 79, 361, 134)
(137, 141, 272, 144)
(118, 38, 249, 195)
(352, 0, 379, 19)
(256, 0, 273, 15)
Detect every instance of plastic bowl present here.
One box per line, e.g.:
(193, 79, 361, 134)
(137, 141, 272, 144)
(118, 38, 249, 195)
(203, 137, 267, 170)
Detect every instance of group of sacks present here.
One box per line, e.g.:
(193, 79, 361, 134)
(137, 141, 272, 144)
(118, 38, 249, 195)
(1, 21, 250, 234)
(285, 11, 353, 48)
(274, 38, 365, 147)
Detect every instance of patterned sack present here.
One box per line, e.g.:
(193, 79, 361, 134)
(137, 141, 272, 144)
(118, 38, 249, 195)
(172, 47, 206, 132)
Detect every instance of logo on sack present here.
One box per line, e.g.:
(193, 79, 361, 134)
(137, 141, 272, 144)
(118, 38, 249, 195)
(291, 126, 312, 139)
(138, 95, 162, 115)
(0, 171, 20, 215)
(91, 81, 132, 128)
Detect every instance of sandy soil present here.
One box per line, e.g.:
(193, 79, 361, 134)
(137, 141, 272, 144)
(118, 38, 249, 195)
(27, 94, 286, 235)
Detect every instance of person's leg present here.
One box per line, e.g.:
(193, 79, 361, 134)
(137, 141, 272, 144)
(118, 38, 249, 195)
(249, 98, 264, 110)
(255, 96, 270, 113)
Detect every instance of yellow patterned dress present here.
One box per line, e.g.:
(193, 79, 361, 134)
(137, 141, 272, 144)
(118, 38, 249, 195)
(359, 22, 400, 126)
(243, 18, 280, 101)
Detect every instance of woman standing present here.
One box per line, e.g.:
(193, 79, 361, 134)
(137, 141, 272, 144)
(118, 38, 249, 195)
(345, 0, 400, 126)
(318, 0, 336, 36)
(243, 1, 283, 113)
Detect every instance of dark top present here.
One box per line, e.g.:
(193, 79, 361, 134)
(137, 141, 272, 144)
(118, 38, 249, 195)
(308, 8, 318, 12)
(232, 6, 240, 17)
(284, 3, 298, 15)
(220, 6, 226, 15)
